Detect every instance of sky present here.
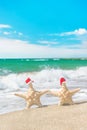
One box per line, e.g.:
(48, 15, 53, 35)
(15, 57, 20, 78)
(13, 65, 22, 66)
(0, 0, 87, 58)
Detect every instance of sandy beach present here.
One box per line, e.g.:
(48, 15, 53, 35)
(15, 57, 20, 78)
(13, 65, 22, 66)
(0, 102, 87, 130)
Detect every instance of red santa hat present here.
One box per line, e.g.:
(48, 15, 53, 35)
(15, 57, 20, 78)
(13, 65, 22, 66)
(25, 77, 33, 84)
(60, 77, 66, 86)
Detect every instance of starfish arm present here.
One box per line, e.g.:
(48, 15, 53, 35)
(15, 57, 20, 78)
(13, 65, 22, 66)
(28, 82, 35, 91)
(68, 99, 74, 105)
(25, 101, 32, 109)
(58, 97, 74, 106)
(14, 93, 27, 100)
(39, 90, 50, 96)
(61, 83, 69, 90)
(58, 101, 64, 106)
(35, 100, 42, 107)
(70, 88, 80, 96)
(48, 90, 61, 97)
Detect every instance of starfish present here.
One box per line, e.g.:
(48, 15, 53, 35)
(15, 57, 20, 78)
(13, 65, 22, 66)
(49, 78, 80, 106)
(15, 81, 49, 109)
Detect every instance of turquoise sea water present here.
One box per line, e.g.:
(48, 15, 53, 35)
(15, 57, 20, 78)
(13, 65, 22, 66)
(0, 58, 87, 114)
(0, 58, 87, 74)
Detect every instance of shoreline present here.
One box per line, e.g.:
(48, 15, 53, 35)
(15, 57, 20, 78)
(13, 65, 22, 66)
(0, 102, 87, 130)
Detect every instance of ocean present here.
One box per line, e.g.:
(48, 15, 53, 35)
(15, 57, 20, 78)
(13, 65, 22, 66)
(0, 58, 87, 114)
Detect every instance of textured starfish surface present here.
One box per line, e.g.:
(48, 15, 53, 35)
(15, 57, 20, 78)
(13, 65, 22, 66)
(15, 83, 49, 109)
(49, 83, 80, 106)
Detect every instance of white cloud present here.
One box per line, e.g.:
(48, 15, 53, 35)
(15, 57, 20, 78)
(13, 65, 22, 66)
(0, 24, 11, 29)
(60, 28, 87, 36)
(81, 41, 87, 49)
(49, 28, 87, 36)
(0, 24, 87, 58)
(3, 32, 10, 35)
(0, 24, 24, 37)
(0, 37, 87, 58)
(38, 40, 58, 45)
(75, 28, 87, 35)
(18, 32, 23, 36)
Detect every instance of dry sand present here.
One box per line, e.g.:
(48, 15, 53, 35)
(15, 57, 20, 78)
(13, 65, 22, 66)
(0, 102, 87, 130)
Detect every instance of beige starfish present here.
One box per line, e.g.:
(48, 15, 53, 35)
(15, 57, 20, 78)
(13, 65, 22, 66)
(15, 82, 49, 109)
(49, 82, 80, 106)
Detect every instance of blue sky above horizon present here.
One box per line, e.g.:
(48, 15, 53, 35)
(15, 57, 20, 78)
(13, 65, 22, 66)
(0, 0, 87, 58)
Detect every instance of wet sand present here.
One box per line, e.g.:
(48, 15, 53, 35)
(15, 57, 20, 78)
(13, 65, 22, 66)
(0, 102, 87, 130)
